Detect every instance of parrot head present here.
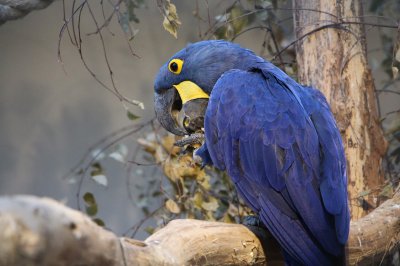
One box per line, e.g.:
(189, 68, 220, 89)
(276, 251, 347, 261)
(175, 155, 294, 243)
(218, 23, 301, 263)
(154, 40, 259, 136)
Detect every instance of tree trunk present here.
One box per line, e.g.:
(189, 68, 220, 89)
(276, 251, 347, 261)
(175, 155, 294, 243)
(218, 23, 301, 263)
(293, 0, 388, 219)
(1, 195, 399, 266)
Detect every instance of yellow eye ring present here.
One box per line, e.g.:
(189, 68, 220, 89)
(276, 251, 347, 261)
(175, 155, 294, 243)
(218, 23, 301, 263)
(168, 59, 184, 74)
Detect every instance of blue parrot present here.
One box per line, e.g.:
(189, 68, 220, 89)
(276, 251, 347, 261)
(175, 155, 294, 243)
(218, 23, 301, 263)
(154, 40, 350, 265)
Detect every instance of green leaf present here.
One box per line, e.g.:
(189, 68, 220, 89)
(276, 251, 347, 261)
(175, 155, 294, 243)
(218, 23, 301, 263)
(126, 0, 140, 23)
(127, 110, 140, 121)
(213, 26, 228, 40)
(152, 191, 162, 197)
(91, 162, 103, 173)
(92, 218, 105, 227)
(144, 226, 155, 235)
(85, 204, 98, 216)
(83, 192, 98, 216)
(229, 5, 252, 35)
(213, 4, 251, 40)
(90, 162, 103, 176)
(83, 192, 96, 206)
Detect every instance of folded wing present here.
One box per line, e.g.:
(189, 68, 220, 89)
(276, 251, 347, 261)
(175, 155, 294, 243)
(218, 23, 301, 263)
(204, 68, 349, 265)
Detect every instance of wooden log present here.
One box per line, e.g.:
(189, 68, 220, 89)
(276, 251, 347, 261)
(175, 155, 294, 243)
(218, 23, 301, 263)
(0, 194, 399, 265)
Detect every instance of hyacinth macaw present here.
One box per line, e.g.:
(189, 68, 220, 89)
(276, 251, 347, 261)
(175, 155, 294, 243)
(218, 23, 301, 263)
(154, 40, 349, 265)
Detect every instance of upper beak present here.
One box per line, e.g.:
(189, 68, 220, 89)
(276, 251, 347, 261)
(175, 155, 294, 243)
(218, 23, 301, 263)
(154, 88, 187, 136)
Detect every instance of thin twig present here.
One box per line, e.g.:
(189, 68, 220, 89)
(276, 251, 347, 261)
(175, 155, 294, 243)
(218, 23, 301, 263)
(123, 205, 164, 238)
(74, 120, 154, 210)
(59, 0, 144, 109)
(272, 23, 350, 61)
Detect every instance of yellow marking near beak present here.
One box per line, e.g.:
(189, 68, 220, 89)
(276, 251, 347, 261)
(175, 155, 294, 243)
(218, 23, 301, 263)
(173, 81, 209, 104)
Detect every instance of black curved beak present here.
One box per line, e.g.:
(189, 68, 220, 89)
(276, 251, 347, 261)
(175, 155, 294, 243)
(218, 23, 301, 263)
(154, 88, 187, 136)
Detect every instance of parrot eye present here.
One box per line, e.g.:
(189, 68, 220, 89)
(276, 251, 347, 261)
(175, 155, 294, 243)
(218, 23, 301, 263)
(168, 59, 183, 74)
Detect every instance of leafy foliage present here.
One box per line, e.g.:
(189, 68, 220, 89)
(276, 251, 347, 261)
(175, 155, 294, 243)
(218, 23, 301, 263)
(125, 0, 146, 24)
(132, 132, 252, 236)
(214, 4, 253, 40)
(83, 192, 105, 226)
(210, 1, 294, 73)
(119, 0, 146, 39)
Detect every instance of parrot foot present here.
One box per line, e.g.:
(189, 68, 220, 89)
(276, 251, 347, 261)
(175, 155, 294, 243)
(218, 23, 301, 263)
(174, 133, 204, 147)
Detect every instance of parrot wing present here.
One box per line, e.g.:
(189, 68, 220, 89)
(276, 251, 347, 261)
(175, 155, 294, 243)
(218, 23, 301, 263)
(203, 68, 349, 265)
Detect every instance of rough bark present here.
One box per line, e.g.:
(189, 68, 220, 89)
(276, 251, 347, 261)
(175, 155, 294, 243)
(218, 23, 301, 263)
(0, 0, 55, 25)
(293, 0, 388, 219)
(0, 195, 399, 266)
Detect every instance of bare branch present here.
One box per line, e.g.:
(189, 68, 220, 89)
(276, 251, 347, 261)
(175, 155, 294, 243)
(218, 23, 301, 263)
(59, 0, 144, 109)
(0, 0, 55, 25)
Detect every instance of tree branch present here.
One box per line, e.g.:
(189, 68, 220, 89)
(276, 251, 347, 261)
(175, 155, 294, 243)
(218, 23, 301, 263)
(0, 194, 399, 265)
(347, 189, 400, 265)
(0, 0, 55, 25)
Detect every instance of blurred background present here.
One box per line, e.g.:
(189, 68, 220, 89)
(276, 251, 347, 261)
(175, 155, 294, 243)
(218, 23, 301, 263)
(0, 0, 398, 239)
